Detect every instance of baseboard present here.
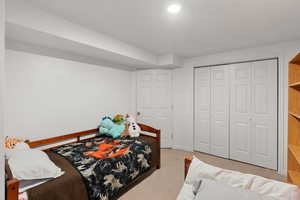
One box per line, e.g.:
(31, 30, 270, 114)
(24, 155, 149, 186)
(172, 144, 193, 152)
(172, 145, 287, 177)
(278, 167, 287, 177)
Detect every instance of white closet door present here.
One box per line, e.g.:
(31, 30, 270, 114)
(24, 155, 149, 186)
(194, 68, 211, 153)
(230, 60, 277, 169)
(229, 63, 252, 163)
(251, 60, 277, 169)
(210, 66, 229, 158)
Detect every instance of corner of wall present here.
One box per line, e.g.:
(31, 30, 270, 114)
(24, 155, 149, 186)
(0, 0, 5, 198)
(130, 70, 137, 118)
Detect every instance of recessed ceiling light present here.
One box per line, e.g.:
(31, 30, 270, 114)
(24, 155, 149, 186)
(167, 4, 181, 14)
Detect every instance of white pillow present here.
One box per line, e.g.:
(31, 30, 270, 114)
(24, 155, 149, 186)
(195, 179, 275, 200)
(249, 175, 300, 200)
(184, 156, 300, 200)
(176, 183, 196, 200)
(185, 155, 204, 185)
(8, 149, 63, 180)
(185, 155, 230, 185)
(14, 142, 30, 150)
(5, 142, 30, 159)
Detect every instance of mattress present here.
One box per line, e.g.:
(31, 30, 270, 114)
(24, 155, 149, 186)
(25, 135, 159, 200)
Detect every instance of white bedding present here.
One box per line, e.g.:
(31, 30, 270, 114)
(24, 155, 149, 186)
(194, 179, 275, 200)
(19, 179, 51, 193)
(177, 156, 300, 200)
(18, 192, 28, 200)
(5, 143, 64, 200)
(8, 149, 64, 180)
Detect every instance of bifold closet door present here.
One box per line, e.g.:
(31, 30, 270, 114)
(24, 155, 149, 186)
(229, 60, 278, 170)
(194, 68, 211, 154)
(210, 66, 229, 158)
(194, 66, 229, 158)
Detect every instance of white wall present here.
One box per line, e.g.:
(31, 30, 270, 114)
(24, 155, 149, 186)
(172, 67, 194, 151)
(173, 40, 300, 175)
(4, 50, 134, 141)
(0, 0, 4, 198)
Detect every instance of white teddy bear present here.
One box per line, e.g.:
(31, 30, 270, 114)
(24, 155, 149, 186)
(126, 115, 141, 137)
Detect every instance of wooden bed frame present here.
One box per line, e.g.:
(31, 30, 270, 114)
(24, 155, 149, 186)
(6, 123, 161, 200)
(184, 156, 193, 179)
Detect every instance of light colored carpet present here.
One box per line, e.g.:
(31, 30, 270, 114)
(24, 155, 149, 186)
(120, 149, 285, 200)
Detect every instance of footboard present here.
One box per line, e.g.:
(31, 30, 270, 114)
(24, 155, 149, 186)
(184, 156, 193, 179)
(138, 123, 161, 169)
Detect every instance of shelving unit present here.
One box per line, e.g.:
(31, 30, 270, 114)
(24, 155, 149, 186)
(289, 82, 300, 88)
(289, 112, 300, 120)
(288, 170, 300, 186)
(289, 145, 300, 165)
(288, 52, 300, 187)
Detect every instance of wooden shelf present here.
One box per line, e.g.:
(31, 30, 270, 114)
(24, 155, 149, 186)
(288, 170, 300, 187)
(289, 145, 300, 165)
(289, 82, 300, 88)
(289, 60, 300, 84)
(291, 53, 300, 65)
(289, 112, 300, 120)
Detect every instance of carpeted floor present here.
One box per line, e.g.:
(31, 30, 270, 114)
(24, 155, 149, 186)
(120, 149, 285, 200)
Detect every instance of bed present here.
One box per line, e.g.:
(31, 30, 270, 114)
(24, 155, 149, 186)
(6, 123, 161, 200)
(180, 156, 300, 200)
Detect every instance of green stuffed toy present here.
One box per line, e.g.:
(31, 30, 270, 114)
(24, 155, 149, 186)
(112, 114, 124, 124)
(99, 115, 125, 139)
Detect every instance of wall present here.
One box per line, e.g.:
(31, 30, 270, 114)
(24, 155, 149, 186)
(0, 0, 4, 198)
(173, 40, 300, 175)
(172, 67, 194, 151)
(4, 50, 134, 141)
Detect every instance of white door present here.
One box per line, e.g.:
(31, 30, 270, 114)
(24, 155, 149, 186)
(137, 70, 172, 148)
(230, 60, 278, 169)
(251, 60, 277, 169)
(210, 66, 229, 158)
(194, 68, 211, 153)
(229, 63, 252, 164)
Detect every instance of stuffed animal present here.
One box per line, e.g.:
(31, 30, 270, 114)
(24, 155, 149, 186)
(5, 137, 24, 149)
(99, 116, 125, 139)
(99, 117, 114, 134)
(121, 123, 129, 137)
(112, 114, 124, 124)
(126, 115, 141, 137)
